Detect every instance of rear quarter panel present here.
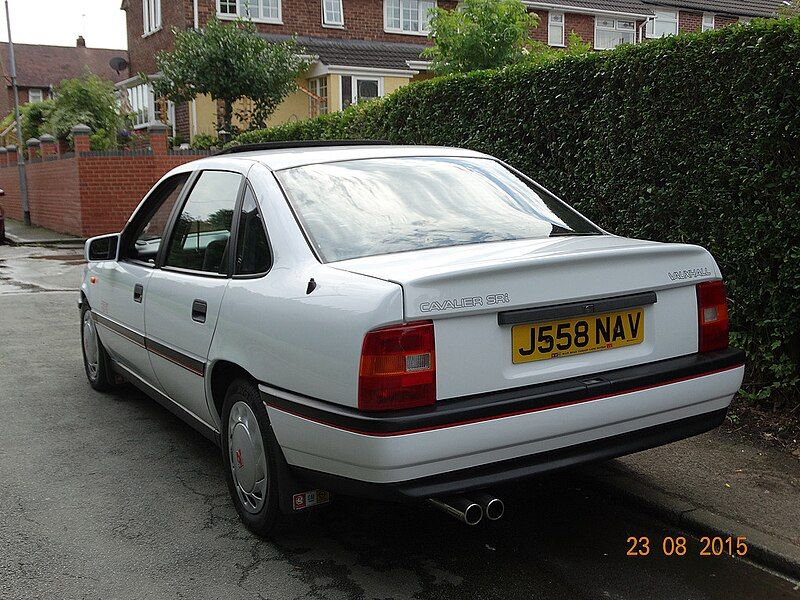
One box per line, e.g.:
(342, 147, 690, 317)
(207, 163, 404, 420)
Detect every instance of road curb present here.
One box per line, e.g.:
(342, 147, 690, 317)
(582, 464, 800, 582)
(4, 232, 85, 246)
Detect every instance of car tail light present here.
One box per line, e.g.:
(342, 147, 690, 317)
(358, 321, 436, 411)
(696, 280, 729, 353)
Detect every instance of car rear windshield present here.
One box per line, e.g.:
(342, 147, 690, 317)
(275, 156, 600, 263)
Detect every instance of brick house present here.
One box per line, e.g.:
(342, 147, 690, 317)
(120, 0, 456, 142)
(0, 36, 129, 119)
(120, 0, 782, 143)
(525, 0, 782, 51)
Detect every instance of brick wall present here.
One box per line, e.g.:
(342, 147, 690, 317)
(126, 0, 188, 74)
(679, 10, 702, 33)
(126, 0, 460, 74)
(565, 13, 595, 47)
(715, 15, 739, 28)
(0, 151, 207, 237)
(530, 9, 548, 44)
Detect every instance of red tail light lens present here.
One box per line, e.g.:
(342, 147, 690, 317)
(696, 280, 729, 353)
(358, 321, 436, 411)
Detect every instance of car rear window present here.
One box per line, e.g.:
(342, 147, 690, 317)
(275, 156, 599, 263)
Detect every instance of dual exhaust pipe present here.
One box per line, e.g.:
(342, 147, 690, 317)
(428, 492, 504, 526)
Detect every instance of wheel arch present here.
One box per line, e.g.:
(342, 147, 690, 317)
(208, 360, 259, 420)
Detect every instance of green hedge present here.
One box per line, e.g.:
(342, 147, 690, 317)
(236, 19, 800, 406)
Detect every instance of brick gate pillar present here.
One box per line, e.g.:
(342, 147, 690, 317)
(148, 121, 169, 156)
(71, 124, 92, 154)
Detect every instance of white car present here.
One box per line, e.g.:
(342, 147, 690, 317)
(80, 142, 745, 533)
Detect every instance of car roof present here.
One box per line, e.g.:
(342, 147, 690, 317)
(216, 144, 491, 171)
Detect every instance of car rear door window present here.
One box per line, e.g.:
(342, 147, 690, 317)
(164, 170, 243, 274)
(235, 185, 271, 275)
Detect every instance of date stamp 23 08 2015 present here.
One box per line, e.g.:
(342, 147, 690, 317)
(626, 536, 749, 558)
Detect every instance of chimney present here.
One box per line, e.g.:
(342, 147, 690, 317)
(76, 35, 86, 47)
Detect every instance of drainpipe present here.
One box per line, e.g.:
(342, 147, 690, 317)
(4, 0, 30, 226)
(193, 0, 199, 29)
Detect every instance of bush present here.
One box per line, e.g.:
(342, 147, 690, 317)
(232, 19, 800, 408)
(190, 133, 219, 150)
(45, 72, 121, 150)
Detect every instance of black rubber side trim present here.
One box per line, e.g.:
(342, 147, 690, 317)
(93, 311, 205, 376)
(261, 348, 744, 435)
(497, 291, 658, 326)
(146, 338, 206, 376)
(290, 407, 728, 501)
(93, 312, 146, 347)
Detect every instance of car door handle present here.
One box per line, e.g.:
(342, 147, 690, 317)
(191, 300, 208, 323)
(133, 283, 143, 303)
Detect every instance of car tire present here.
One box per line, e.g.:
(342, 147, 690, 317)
(80, 303, 114, 392)
(221, 378, 284, 537)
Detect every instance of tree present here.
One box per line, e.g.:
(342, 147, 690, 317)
(423, 0, 541, 74)
(45, 72, 121, 149)
(152, 18, 307, 133)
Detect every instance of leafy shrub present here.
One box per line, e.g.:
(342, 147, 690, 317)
(190, 133, 218, 150)
(233, 18, 800, 407)
(45, 72, 121, 150)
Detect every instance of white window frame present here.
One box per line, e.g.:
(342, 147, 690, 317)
(308, 77, 329, 117)
(352, 76, 383, 105)
(702, 13, 714, 31)
(548, 12, 565, 47)
(217, 0, 282, 24)
(322, 0, 344, 27)
(126, 82, 156, 129)
(645, 8, 678, 38)
(142, 0, 162, 36)
(594, 16, 636, 50)
(27, 88, 44, 103)
(384, 0, 437, 36)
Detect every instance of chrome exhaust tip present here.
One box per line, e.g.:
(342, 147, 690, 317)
(473, 493, 505, 521)
(428, 496, 483, 526)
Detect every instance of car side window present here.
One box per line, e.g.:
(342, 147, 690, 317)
(235, 185, 272, 276)
(164, 170, 243, 274)
(124, 173, 189, 265)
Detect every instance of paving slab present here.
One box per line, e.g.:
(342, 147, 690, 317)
(1, 217, 84, 246)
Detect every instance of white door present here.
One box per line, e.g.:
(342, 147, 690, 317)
(91, 173, 190, 385)
(145, 170, 244, 428)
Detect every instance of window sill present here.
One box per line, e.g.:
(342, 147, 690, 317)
(141, 26, 163, 38)
(217, 13, 283, 25)
(383, 28, 428, 37)
(322, 23, 345, 29)
(548, 43, 565, 48)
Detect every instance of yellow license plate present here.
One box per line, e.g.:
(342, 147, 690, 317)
(511, 308, 644, 364)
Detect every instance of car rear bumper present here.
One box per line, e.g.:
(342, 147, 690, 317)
(261, 349, 744, 498)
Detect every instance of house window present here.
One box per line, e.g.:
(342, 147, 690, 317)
(27, 88, 44, 103)
(646, 9, 678, 38)
(702, 13, 714, 31)
(595, 17, 636, 50)
(739, 16, 751, 24)
(322, 0, 344, 26)
(127, 83, 153, 128)
(143, 0, 161, 34)
(308, 77, 328, 117)
(218, 0, 282, 23)
(340, 75, 382, 109)
(384, 0, 436, 35)
(548, 12, 565, 47)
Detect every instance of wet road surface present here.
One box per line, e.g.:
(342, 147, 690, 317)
(0, 246, 797, 599)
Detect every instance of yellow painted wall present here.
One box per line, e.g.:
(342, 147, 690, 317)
(188, 73, 421, 140)
(328, 74, 340, 113)
(384, 76, 411, 95)
(190, 94, 218, 138)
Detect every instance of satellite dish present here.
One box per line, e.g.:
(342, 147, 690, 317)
(109, 57, 129, 75)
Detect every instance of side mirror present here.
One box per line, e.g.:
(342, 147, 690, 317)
(85, 233, 120, 262)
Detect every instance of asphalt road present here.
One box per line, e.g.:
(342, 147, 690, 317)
(0, 246, 798, 600)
